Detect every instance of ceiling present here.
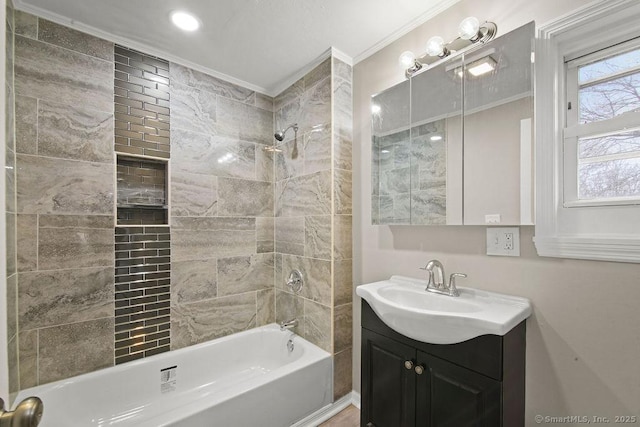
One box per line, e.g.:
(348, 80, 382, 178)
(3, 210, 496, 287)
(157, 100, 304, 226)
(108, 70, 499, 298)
(14, 0, 459, 96)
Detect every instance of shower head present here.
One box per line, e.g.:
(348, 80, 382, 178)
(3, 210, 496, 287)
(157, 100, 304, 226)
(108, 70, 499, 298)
(274, 123, 298, 142)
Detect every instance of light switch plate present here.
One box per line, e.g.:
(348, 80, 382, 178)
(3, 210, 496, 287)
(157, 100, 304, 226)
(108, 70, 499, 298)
(486, 227, 520, 256)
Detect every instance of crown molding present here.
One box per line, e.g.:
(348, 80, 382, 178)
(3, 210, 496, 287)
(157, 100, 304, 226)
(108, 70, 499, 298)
(352, 0, 462, 64)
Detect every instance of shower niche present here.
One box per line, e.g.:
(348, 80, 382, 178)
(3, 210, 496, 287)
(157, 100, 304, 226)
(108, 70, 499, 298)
(116, 155, 169, 225)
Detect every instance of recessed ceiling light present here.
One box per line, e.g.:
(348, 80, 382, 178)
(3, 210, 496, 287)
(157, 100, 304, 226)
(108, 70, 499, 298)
(171, 11, 200, 32)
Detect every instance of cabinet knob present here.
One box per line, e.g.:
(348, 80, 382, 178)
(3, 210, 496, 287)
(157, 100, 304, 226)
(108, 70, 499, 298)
(415, 365, 424, 375)
(404, 360, 414, 370)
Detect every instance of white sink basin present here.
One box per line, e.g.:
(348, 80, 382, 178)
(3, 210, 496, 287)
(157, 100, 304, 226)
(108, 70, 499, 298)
(356, 275, 532, 344)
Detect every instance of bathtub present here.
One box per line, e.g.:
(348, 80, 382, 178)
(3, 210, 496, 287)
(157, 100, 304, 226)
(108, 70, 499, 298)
(14, 324, 333, 427)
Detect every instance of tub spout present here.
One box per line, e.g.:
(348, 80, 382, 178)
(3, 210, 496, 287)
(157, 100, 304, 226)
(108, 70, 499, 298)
(279, 318, 298, 331)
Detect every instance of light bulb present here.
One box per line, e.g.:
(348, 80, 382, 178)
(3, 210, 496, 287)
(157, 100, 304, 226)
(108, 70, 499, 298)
(399, 51, 417, 69)
(171, 11, 200, 32)
(458, 17, 480, 40)
(426, 36, 446, 57)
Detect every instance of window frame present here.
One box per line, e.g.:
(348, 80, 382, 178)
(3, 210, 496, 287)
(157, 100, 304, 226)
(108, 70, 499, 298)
(563, 38, 640, 207)
(534, 0, 640, 263)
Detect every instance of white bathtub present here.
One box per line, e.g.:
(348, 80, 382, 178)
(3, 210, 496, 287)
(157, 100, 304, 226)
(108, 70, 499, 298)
(14, 324, 333, 427)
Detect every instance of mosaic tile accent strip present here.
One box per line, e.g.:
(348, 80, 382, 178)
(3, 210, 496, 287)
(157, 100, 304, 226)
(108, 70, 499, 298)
(114, 226, 171, 364)
(114, 45, 170, 159)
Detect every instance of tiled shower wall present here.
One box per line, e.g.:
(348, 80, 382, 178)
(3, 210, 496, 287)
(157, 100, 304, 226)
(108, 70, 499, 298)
(273, 56, 353, 400)
(12, 10, 277, 386)
(5, 0, 19, 399)
(14, 11, 116, 387)
(10, 9, 353, 402)
(168, 58, 275, 348)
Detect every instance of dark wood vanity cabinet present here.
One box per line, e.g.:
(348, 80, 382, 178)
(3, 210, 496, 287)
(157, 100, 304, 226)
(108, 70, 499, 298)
(361, 301, 526, 427)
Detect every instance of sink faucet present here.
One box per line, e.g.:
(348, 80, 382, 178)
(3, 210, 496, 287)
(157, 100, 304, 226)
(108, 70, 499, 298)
(420, 259, 466, 297)
(279, 318, 298, 331)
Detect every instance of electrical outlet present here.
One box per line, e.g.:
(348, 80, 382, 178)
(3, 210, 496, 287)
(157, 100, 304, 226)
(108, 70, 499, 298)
(486, 227, 520, 256)
(505, 233, 514, 250)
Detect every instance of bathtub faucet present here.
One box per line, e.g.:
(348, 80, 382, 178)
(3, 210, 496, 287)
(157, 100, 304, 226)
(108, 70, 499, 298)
(279, 318, 298, 331)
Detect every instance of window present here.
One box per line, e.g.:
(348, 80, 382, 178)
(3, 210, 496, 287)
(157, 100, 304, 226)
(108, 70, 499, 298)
(564, 40, 640, 206)
(535, 0, 640, 263)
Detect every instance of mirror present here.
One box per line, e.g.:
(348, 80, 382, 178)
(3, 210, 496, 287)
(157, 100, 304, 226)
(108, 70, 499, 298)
(463, 22, 534, 225)
(371, 21, 534, 225)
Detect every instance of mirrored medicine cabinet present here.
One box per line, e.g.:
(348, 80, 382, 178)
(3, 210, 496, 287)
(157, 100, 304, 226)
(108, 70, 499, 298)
(371, 21, 534, 225)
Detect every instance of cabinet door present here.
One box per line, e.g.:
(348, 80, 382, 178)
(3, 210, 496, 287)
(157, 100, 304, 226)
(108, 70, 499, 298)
(361, 329, 417, 427)
(416, 351, 501, 427)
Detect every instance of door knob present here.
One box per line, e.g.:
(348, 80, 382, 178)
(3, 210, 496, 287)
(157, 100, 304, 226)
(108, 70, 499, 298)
(404, 360, 414, 370)
(415, 365, 425, 375)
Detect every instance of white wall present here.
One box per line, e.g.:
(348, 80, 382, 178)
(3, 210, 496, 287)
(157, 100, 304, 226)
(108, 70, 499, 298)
(353, 0, 640, 421)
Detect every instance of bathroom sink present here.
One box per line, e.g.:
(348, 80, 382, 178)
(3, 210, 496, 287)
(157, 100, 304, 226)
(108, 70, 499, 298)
(356, 275, 532, 344)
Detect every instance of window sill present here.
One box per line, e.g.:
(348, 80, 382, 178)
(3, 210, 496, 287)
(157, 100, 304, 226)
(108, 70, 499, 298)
(533, 235, 640, 263)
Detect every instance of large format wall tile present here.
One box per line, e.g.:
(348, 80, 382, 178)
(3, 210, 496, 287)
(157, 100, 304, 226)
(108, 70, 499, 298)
(15, 95, 37, 155)
(38, 215, 114, 270)
(275, 216, 304, 256)
(275, 290, 303, 335)
(171, 259, 217, 304)
(281, 255, 331, 306)
(18, 330, 37, 388)
(305, 215, 331, 260)
(170, 62, 255, 104)
(276, 171, 331, 217)
(304, 299, 331, 352)
(15, 35, 112, 113)
(14, 10, 37, 39)
(257, 289, 275, 326)
(256, 217, 274, 253)
(304, 125, 332, 175)
(171, 293, 257, 349)
(38, 100, 113, 162)
(17, 154, 113, 215)
(333, 215, 353, 260)
(275, 77, 331, 137)
(171, 81, 217, 135)
(333, 303, 352, 353)
(217, 178, 272, 217)
(334, 259, 353, 307)
(38, 318, 114, 384)
(335, 169, 353, 215)
(172, 128, 257, 180)
(38, 19, 113, 60)
(171, 171, 217, 217)
(217, 96, 272, 145)
(18, 267, 114, 330)
(217, 253, 274, 296)
(171, 217, 256, 261)
(333, 348, 352, 400)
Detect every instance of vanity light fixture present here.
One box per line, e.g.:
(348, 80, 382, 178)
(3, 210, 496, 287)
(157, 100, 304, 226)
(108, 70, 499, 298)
(467, 56, 497, 76)
(171, 11, 201, 32)
(399, 17, 497, 78)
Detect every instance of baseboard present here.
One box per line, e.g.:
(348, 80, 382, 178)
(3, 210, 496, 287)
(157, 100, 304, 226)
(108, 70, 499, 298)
(291, 391, 359, 426)
(351, 391, 361, 409)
